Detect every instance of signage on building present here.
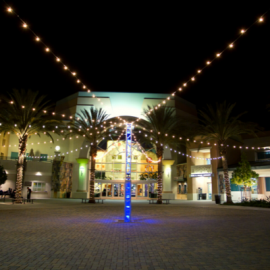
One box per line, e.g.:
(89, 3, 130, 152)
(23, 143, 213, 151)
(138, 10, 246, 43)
(190, 164, 213, 178)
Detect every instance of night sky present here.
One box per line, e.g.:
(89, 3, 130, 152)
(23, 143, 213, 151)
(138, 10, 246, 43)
(1, 2, 270, 129)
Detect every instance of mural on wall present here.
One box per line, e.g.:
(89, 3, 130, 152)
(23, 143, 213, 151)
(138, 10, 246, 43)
(176, 164, 187, 181)
(59, 162, 73, 193)
(51, 157, 73, 196)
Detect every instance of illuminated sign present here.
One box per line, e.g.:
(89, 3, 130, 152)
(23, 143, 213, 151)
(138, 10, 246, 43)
(190, 173, 214, 177)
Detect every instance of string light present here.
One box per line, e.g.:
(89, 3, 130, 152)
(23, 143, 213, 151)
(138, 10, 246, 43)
(3, 4, 270, 145)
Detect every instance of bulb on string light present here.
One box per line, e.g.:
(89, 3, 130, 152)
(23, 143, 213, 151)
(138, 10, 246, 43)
(240, 29, 245, 34)
(183, 83, 187, 87)
(36, 37, 40, 41)
(216, 53, 221, 57)
(191, 77, 195, 81)
(229, 43, 234, 48)
(83, 85, 86, 89)
(87, 89, 91, 92)
(7, 7, 12, 12)
(77, 79, 80, 83)
(45, 48, 50, 52)
(64, 66, 68, 70)
(178, 88, 182, 91)
(56, 58, 60, 62)
(197, 70, 201, 73)
(206, 61, 211, 65)
(259, 17, 264, 22)
(72, 72, 76, 76)
(23, 23, 27, 28)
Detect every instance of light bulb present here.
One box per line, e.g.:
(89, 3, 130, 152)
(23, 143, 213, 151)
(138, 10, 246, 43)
(259, 17, 264, 22)
(191, 77, 195, 81)
(216, 53, 220, 57)
(240, 29, 245, 34)
(229, 43, 234, 48)
(36, 37, 40, 41)
(45, 48, 50, 52)
(197, 70, 201, 73)
(23, 23, 27, 28)
(77, 80, 80, 83)
(7, 7, 12, 12)
(183, 83, 187, 87)
(206, 61, 211, 65)
(178, 88, 182, 91)
(56, 58, 60, 62)
(64, 66, 68, 70)
(72, 72, 76, 76)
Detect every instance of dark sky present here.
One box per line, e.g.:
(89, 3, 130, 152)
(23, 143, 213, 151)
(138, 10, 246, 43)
(1, 1, 270, 128)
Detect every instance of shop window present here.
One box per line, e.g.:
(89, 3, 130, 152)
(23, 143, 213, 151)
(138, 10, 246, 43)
(230, 183, 240, 191)
(131, 163, 137, 172)
(265, 177, 270, 191)
(40, 154, 47, 161)
(33, 182, 46, 192)
(113, 163, 122, 171)
(257, 151, 270, 160)
(11, 152, 18, 160)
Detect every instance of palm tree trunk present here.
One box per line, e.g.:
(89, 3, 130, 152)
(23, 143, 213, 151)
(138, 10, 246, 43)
(15, 135, 28, 204)
(221, 151, 233, 204)
(89, 146, 97, 203)
(156, 146, 163, 204)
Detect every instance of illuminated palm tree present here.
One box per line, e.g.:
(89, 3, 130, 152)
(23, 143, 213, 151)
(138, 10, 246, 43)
(0, 89, 62, 203)
(197, 102, 258, 204)
(66, 107, 118, 203)
(134, 105, 192, 204)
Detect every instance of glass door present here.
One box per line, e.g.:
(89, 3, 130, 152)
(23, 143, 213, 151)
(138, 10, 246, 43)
(207, 183, 212, 200)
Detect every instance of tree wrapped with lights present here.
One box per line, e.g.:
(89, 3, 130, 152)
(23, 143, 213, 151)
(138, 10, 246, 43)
(133, 105, 192, 204)
(0, 89, 63, 203)
(66, 107, 118, 203)
(197, 102, 258, 204)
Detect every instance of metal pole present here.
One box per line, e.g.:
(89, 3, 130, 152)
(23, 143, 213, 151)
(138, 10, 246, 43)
(124, 123, 132, 222)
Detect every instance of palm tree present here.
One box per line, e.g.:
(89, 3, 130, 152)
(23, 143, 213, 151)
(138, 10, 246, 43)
(197, 102, 258, 204)
(0, 89, 63, 203)
(66, 107, 118, 203)
(133, 105, 192, 204)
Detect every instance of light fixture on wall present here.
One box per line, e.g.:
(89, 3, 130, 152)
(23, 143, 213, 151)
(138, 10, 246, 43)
(55, 146, 60, 151)
(80, 166, 85, 176)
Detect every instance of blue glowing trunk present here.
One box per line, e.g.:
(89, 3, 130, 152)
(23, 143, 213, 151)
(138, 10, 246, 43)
(124, 123, 132, 222)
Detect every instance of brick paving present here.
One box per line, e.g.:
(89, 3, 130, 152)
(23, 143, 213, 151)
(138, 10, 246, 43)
(0, 199, 270, 270)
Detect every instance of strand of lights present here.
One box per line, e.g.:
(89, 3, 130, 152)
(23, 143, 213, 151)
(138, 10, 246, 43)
(4, 4, 107, 108)
(4, 4, 268, 125)
(3, 0, 268, 133)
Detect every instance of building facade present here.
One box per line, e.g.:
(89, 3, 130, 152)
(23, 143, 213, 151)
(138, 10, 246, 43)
(1, 91, 270, 202)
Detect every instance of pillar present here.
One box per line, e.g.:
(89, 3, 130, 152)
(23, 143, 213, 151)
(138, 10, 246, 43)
(162, 159, 175, 199)
(71, 158, 89, 199)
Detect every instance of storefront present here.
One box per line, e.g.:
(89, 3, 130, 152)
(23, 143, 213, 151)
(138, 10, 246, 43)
(94, 180, 158, 199)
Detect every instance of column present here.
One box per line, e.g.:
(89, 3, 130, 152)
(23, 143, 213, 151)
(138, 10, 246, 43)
(162, 159, 175, 199)
(72, 158, 89, 199)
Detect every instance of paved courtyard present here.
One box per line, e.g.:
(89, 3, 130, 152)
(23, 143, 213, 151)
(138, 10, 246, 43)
(0, 199, 270, 270)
